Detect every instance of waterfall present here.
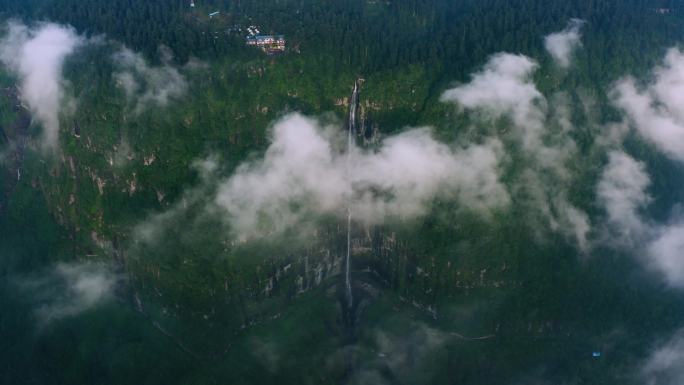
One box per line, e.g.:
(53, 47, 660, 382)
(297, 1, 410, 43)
(345, 80, 359, 309)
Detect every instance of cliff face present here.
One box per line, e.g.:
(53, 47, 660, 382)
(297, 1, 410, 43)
(0, 85, 30, 214)
(4, 71, 683, 385)
(0, 58, 647, 376)
(0, 68, 524, 359)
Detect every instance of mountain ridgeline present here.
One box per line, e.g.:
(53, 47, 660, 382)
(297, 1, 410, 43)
(2, 1, 684, 384)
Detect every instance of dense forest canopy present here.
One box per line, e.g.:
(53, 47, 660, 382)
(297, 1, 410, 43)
(1, 0, 682, 74)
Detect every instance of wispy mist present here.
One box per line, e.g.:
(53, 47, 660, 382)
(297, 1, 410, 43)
(597, 150, 652, 245)
(113, 46, 188, 114)
(599, 48, 684, 288)
(18, 262, 117, 326)
(441, 53, 543, 135)
(597, 150, 684, 288)
(544, 19, 585, 68)
(442, 52, 589, 249)
(0, 21, 84, 150)
(614, 48, 684, 162)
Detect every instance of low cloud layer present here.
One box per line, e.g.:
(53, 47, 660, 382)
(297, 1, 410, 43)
(597, 151, 652, 245)
(442, 53, 589, 249)
(134, 51, 597, 249)
(441, 53, 543, 136)
(544, 19, 584, 68)
(0, 21, 84, 149)
(18, 263, 117, 326)
(113, 46, 188, 114)
(614, 48, 684, 162)
(128, 35, 684, 275)
(596, 150, 684, 288)
(214, 113, 508, 239)
(597, 49, 684, 288)
(647, 224, 684, 288)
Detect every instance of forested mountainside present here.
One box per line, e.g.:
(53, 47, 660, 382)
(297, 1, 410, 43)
(1, 0, 682, 75)
(2, 1, 684, 384)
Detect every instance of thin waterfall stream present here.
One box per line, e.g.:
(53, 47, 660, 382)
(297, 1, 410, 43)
(345, 80, 360, 310)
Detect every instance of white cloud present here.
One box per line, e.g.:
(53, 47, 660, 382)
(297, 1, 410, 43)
(441, 53, 589, 249)
(544, 19, 585, 68)
(596, 150, 684, 288)
(602, 49, 684, 287)
(0, 21, 84, 150)
(213, 113, 509, 240)
(441, 53, 544, 145)
(350, 129, 508, 221)
(596, 150, 652, 245)
(113, 46, 188, 114)
(441, 53, 579, 169)
(613, 48, 684, 162)
(559, 200, 591, 251)
(20, 263, 117, 326)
